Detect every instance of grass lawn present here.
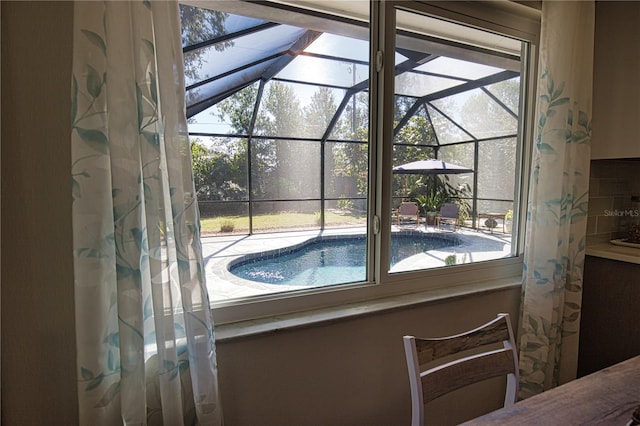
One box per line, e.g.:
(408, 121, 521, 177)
(200, 210, 367, 235)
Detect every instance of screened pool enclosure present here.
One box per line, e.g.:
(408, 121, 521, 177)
(181, 3, 523, 235)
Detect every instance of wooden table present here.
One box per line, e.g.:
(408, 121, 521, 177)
(462, 355, 640, 425)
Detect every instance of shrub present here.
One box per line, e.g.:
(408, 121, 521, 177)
(337, 195, 353, 210)
(220, 219, 235, 233)
(505, 209, 513, 221)
(445, 254, 457, 266)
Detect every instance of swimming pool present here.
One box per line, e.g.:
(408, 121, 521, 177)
(228, 233, 460, 286)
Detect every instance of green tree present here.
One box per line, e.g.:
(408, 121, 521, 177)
(304, 87, 337, 138)
(191, 138, 246, 201)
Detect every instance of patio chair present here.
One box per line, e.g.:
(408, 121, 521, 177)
(397, 201, 420, 227)
(436, 203, 459, 230)
(403, 313, 519, 426)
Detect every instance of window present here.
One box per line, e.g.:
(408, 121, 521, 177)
(180, 1, 539, 323)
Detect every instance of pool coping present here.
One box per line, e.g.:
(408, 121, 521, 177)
(203, 226, 513, 299)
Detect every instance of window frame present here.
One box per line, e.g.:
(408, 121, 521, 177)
(182, 0, 541, 325)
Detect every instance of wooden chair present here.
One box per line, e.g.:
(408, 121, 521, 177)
(403, 313, 519, 426)
(397, 201, 420, 226)
(435, 203, 459, 231)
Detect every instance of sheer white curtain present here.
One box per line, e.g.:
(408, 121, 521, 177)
(71, 2, 222, 424)
(518, 1, 595, 399)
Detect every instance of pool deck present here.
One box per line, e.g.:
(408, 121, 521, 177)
(201, 224, 512, 301)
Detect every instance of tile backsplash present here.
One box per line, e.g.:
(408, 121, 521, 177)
(587, 159, 640, 245)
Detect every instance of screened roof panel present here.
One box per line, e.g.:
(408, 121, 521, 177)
(426, 105, 473, 145)
(275, 56, 369, 88)
(416, 57, 504, 81)
(394, 71, 465, 98)
(182, 3, 522, 149)
(189, 106, 227, 134)
(184, 25, 311, 87)
(430, 89, 518, 139)
(304, 33, 369, 62)
(186, 58, 280, 111)
(484, 77, 521, 114)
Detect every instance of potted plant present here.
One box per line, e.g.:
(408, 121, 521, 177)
(415, 176, 470, 227)
(417, 191, 446, 225)
(504, 209, 513, 233)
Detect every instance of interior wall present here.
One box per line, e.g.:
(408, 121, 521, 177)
(1, 2, 78, 424)
(0, 2, 521, 425)
(217, 289, 520, 426)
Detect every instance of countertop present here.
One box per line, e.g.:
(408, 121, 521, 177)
(585, 242, 640, 264)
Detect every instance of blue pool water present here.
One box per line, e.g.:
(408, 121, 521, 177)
(228, 234, 460, 286)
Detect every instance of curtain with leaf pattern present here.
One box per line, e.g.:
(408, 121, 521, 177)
(71, 2, 222, 424)
(518, 1, 595, 399)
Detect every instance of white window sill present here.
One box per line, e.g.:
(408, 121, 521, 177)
(213, 277, 522, 342)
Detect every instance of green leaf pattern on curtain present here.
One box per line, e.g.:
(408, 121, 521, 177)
(518, 1, 594, 400)
(71, 2, 222, 424)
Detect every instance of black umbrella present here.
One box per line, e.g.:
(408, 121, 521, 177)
(393, 159, 473, 175)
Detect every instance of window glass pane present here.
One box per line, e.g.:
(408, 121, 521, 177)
(250, 139, 321, 200)
(390, 7, 522, 273)
(184, 2, 371, 301)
